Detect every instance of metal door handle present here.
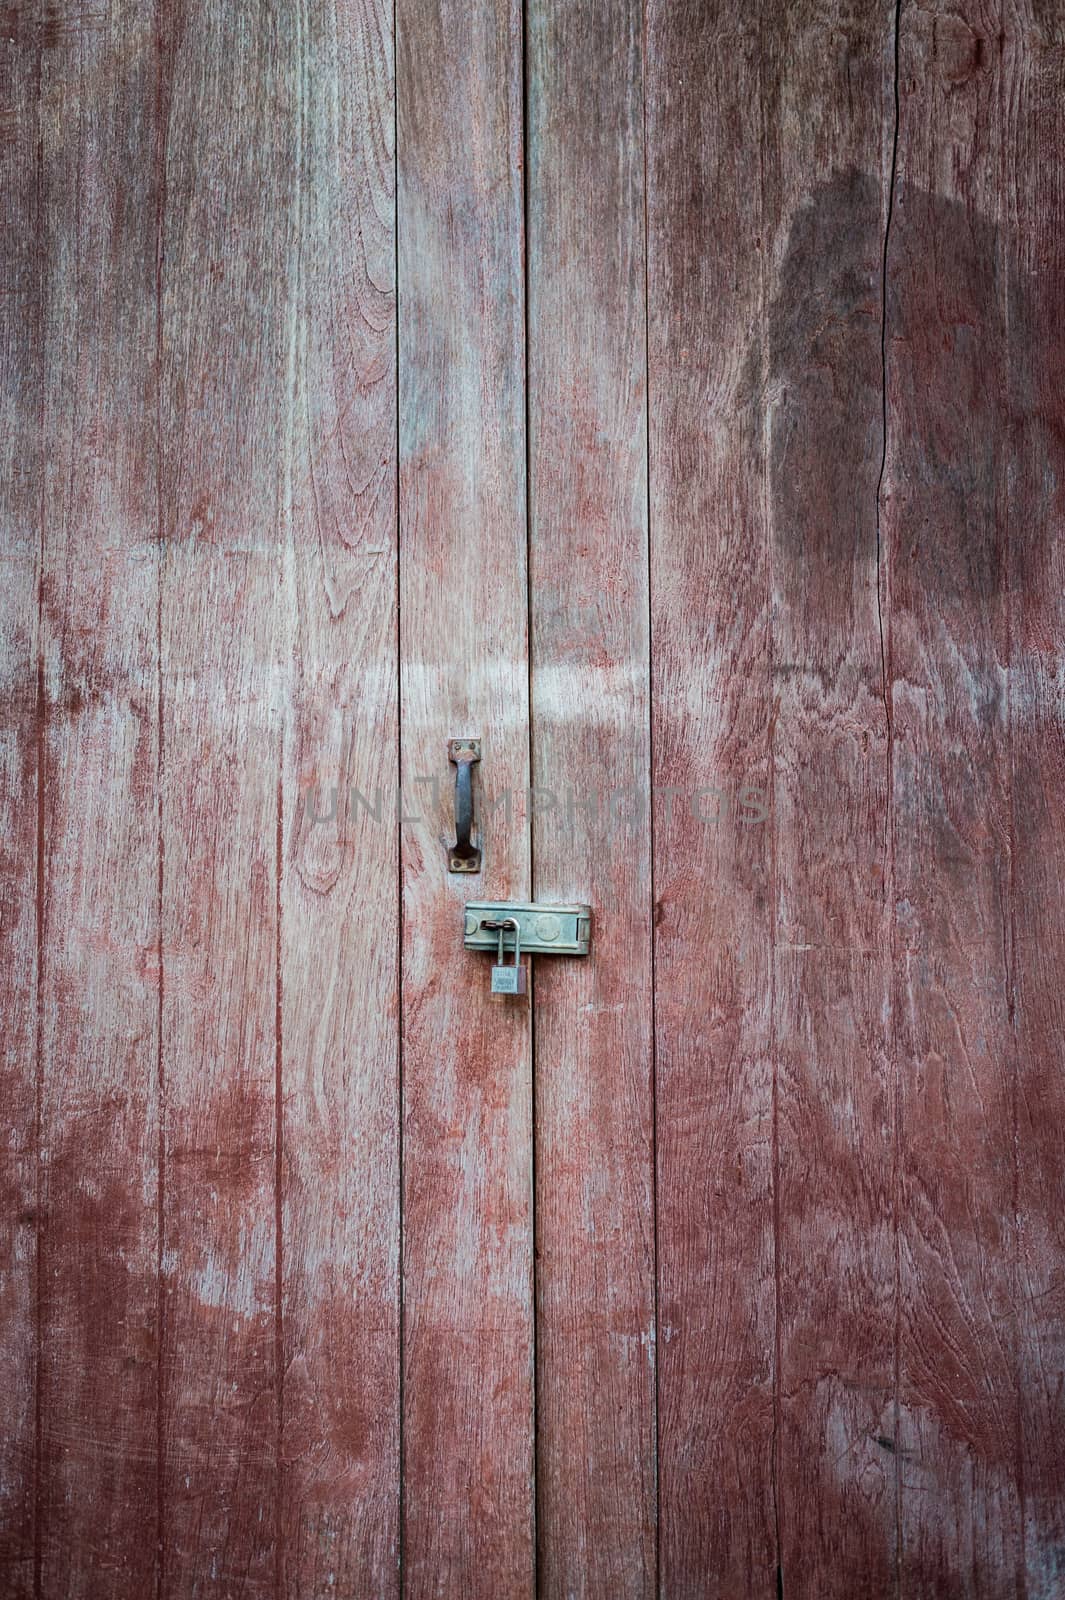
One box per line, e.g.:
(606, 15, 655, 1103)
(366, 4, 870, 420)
(448, 739, 481, 873)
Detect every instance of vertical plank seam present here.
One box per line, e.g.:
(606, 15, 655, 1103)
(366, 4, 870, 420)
(274, 757, 285, 1600)
(638, 0, 661, 1594)
(394, 0, 406, 1579)
(277, 2, 309, 1581)
(998, 8, 1025, 1593)
(154, 536, 167, 1600)
(520, 4, 539, 1591)
(754, 11, 783, 1593)
(877, 7, 903, 1596)
(32, 28, 46, 1594)
(876, 0, 902, 717)
(33, 638, 45, 1600)
(153, 4, 173, 1590)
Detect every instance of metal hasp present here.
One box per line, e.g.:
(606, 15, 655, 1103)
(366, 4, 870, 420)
(447, 738, 481, 873)
(463, 902, 592, 958)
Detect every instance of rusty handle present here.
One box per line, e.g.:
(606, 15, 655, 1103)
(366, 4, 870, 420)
(447, 739, 481, 874)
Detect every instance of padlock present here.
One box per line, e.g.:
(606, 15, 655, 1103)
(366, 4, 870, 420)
(490, 917, 527, 996)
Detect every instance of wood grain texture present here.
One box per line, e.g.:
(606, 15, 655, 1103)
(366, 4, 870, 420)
(1005, 5, 1065, 1595)
(157, 0, 290, 1586)
(35, 3, 162, 1593)
(5, 2, 1065, 1595)
(887, 1, 1021, 1587)
(278, 0, 400, 1591)
(760, 6, 897, 1593)
(525, 1, 655, 1594)
(397, 0, 533, 1592)
(0, 16, 42, 1596)
(646, 3, 777, 1591)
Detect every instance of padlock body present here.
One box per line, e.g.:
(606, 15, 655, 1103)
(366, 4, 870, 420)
(490, 963, 527, 995)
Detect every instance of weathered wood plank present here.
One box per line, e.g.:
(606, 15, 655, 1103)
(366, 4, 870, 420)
(646, 2, 777, 1590)
(279, 0, 400, 1588)
(526, 1, 655, 1594)
(760, 5, 897, 1591)
(1005, 6, 1065, 1595)
(157, 0, 291, 1586)
(32, 18, 162, 1600)
(34, 5, 162, 1594)
(396, 0, 533, 1592)
(0, 18, 42, 1594)
(887, 2, 1021, 1587)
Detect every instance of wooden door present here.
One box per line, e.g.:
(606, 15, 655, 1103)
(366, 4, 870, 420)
(2, 1, 1064, 1597)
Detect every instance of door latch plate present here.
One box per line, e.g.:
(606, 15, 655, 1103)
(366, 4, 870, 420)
(463, 902, 592, 957)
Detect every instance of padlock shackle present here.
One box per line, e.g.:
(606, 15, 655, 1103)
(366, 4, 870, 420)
(498, 916, 521, 966)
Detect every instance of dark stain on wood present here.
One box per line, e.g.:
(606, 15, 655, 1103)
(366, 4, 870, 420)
(763, 164, 1058, 606)
(767, 167, 883, 576)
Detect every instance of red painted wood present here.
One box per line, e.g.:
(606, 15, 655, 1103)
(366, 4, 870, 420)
(35, 9, 162, 1595)
(761, 6, 897, 1592)
(4, 5, 1065, 1595)
(1006, 8, 1065, 1594)
(278, 0, 400, 1591)
(397, 0, 534, 1592)
(887, 2, 1021, 1587)
(0, 20, 42, 1595)
(157, 2, 290, 1587)
(526, 1, 655, 1594)
(646, 3, 777, 1590)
